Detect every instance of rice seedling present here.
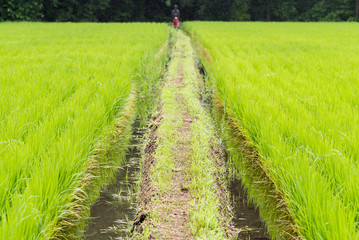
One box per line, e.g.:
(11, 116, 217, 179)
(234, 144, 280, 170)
(0, 22, 167, 239)
(185, 22, 359, 239)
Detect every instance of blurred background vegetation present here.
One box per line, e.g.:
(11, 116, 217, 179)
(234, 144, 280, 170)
(0, 0, 358, 22)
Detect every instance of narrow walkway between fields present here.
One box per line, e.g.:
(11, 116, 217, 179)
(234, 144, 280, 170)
(132, 31, 232, 239)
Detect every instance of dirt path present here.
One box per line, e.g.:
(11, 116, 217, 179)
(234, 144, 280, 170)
(132, 31, 232, 240)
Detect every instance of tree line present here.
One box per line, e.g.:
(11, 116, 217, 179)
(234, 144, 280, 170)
(1, 0, 359, 22)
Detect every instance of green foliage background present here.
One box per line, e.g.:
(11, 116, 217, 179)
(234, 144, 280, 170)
(0, 0, 359, 22)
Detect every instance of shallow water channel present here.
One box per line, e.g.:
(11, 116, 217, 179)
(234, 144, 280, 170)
(199, 73, 269, 239)
(229, 178, 270, 240)
(83, 124, 145, 240)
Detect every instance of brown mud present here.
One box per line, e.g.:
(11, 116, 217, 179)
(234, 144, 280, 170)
(131, 113, 161, 235)
(229, 178, 270, 240)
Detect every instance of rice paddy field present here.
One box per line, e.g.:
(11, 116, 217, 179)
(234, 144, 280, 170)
(0, 22, 167, 239)
(2, 21, 359, 240)
(185, 22, 359, 239)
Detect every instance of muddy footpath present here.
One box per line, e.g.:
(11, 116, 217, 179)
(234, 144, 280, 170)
(84, 30, 269, 240)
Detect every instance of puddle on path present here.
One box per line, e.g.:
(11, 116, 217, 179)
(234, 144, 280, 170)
(83, 124, 145, 240)
(229, 178, 270, 240)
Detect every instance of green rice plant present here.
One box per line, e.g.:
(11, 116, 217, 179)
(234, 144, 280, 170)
(0, 22, 167, 239)
(185, 22, 359, 239)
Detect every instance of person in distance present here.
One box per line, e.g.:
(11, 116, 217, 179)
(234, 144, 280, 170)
(172, 4, 180, 29)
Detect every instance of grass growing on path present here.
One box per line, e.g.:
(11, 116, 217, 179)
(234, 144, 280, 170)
(135, 30, 230, 239)
(180, 33, 228, 239)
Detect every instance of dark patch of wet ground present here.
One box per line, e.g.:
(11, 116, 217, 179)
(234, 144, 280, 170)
(229, 178, 270, 240)
(83, 124, 145, 240)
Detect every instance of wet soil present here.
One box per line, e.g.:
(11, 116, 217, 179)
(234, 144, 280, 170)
(229, 178, 270, 240)
(83, 124, 145, 240)
(132, 113, 161, 235)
